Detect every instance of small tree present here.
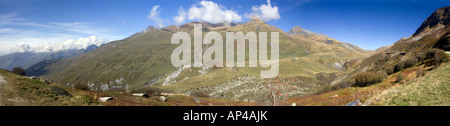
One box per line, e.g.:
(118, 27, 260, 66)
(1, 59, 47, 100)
(12, 67, 26, 76)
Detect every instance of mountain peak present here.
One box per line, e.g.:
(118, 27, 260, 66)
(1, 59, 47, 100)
(247, 17, 266, 24)
(287, 26, 319, 36)
(288, 26, 305, 34)
(413, 6, 450, 36)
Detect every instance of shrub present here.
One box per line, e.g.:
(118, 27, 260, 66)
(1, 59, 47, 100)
(416, 68, 426, 78)
(395, 74, 404, 83)
(131, 86, 161, 95)
(394, 62, 404, 73)
(385, 66, 395, 75)
(431, 49, 448, 66)
(404, 58, 418, 68)
(12, 67, 26, 76)
(314, 86, 333, 95)
(423, 48, 448, 66)
(74, 83, 89, 90)
(415, 53, 426, 61)
(425, 49, 438, 59)
(378, 70, 388, 78)
(354, 72, 386, 87)
(333, 79, 355, 90)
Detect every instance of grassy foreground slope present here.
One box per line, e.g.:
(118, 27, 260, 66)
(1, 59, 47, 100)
(285, 56, 449, 106)
(0, 69, 254, 106)
(372, 58, 449, 106)
(0, 69, 99, 106)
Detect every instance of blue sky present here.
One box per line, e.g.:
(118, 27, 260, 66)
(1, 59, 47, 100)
(0, 0, 448, 55)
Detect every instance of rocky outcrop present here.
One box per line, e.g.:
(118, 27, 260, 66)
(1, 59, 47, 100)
(413, 6, 449, 36)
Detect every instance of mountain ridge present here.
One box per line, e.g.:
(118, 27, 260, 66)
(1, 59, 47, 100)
(35, 17, 370, 102)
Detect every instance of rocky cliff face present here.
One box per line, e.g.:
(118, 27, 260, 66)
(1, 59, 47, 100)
(413, 6, 450, 37)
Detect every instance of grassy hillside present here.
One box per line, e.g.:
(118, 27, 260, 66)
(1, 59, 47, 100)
(0, 69, 255, 106)
(371, 57, 449, 106)
(0, 69, 99, 106)
(285, 54, 449, 106)
(285, 6, 450, 105)
(37, 18, 369, 102)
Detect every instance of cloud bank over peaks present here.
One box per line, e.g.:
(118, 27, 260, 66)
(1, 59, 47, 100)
(246, 0, 281, 21)
(173, 0, 280, 24)
(174, 1, 242, 24)
(9, 35, 107, 53)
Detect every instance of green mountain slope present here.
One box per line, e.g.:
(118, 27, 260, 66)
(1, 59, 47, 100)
(39, 18, 370, 102)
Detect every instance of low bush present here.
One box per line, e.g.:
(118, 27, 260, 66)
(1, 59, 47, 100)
(416, 68, 426, 78)
(354, 72, 386, 87)
(12, 67, 26, 76)
(404, 58, 418, 68)
(333, 79, 355, 90)
(394, 62, 404, 73)
(74, 83, 89, 90)
(420, 48, 448, 66)
(395, 74, 404, 83)
(431, 49, 448, 66)
(385, 66, 394, 75)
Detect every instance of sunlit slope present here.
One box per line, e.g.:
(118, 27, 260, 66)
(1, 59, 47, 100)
(42, 18, 369, 100)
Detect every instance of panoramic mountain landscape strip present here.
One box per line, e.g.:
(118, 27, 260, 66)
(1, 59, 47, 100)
(0, 0, 449, 124)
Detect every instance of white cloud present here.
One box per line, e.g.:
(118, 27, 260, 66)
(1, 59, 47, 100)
(186, 1, 242, 24)
(0, 28, 17, 33)
(246, 0, 280, 21)
(148, 5, 164, 28)
(174, 7, 187, 24)
(11, 43, 31, 53)
(0, 12, 122, 53)
(9, 35, 107, 53)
